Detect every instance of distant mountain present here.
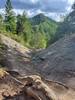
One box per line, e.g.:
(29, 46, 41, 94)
(30, 13, 57, 25)
(30, 13, 58, 46)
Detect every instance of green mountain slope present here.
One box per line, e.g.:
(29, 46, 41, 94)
(30, 13, 58, 47)
(53, 7, 75, 43)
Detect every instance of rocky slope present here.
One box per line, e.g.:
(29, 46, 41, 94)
(0, 34, 75, 99)
(0, 34, 37, 75)
(33, 34, 75, 89)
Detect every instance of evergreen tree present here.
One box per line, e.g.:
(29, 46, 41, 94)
(0, 15, 5, 32)
(16, 11, 32, 43)
(30, 32, 47, 49)
(5, 0, 16, 33)
(16, 14, 22, 34)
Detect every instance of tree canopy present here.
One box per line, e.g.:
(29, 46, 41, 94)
(5, 0, 16, 33)
(0, 0, 58, 49)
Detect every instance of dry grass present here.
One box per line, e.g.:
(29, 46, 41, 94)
(0, 68, 8, 78)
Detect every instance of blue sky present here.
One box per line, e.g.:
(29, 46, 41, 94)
(0, 0, 74, 21)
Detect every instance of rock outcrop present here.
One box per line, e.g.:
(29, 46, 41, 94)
(33, 34, 75, 89)
(0, 34, 37, 75)
(0, 69, 75, 100)
(0, 34, 75, 99)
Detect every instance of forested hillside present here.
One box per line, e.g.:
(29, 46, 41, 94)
(0, 0, 75, 100)
(30, 14, 58, 47)
(0, 0, 58, 49)
(52, 3, 75, 43)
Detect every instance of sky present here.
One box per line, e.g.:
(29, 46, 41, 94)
(0, 0, 75, 21)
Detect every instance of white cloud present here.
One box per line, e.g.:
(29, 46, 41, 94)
(26, 9, 66, 22)
(68, 0, 74, 5)
(27, 9, 43, 17)
(17, 0, 39, 4)
(13, 9, 24, 15)
(0, 0, 75, 21)
(45, 12, 65, 22)
(65, 0, 74, 13)
(27, 10, 34, 17)
(0, 8, 5, 14)
(30, 0, 39, 4)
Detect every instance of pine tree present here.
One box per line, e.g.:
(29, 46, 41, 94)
(5, 0, 16, 33)
(0, 15, 5, 32)
(16, 11, 32, 43)
(16, 14, 22, 34)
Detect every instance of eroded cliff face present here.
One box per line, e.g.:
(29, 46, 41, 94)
(0, 69, 75, 100)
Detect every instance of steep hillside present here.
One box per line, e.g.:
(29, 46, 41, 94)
(33, 34, 75, 89)
(0, 34, 37, 75)
(30, 13, 58, 45)
(0, 34, 75, 99)
(53, 9, 75, 42)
